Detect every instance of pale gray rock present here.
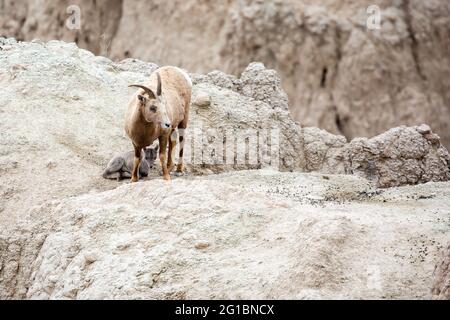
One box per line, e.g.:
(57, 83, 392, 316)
(2, 170, 449, 300)
(432, 244, 450, 300)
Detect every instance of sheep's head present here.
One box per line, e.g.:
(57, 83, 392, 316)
(129, 72, 171, 129)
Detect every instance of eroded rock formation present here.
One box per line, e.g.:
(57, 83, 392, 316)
(1, 0, 449, 149)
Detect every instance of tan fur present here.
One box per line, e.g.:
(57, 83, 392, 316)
(125, 66, 192, 182)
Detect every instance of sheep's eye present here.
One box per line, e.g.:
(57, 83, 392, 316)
(150, 106, 157, 112)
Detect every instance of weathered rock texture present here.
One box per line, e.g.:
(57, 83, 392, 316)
(432, 245, 450, 300)
(305, 125, 450, 188)
(2, 170, 450, 300)
(1, 0, 449, 149)
(0, 39, 449, 300)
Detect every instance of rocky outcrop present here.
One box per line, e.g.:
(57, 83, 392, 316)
(432, 245, 450, 300)
(303, 125, 450, 188)
(1, 0, 449, 149)
(191, 62, 306, 172)
(193, 61, 450, 188)
(346, 125, 450, 188)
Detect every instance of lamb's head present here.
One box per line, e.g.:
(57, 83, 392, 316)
(144, 144, 159, 168)
(129, 72, 171, 129)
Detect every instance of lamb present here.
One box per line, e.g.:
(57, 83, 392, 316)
(125, 66, 192, 182)
(102, 145, 159, 181)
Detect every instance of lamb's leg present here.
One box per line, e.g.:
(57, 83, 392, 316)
(131, 146, 142, 183)
(121, 171, 132, 179)
(176, 127, 186, 173)
(167, 130, 178, 173)
(139, 159, 150, 177)
(159, 136, 170, 181)
(104, 172, 121, 180)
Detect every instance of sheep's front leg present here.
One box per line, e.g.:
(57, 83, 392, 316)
(167, 130, 178, 173)
(159, 136, 171, 181)
(131, 146, 142, 183)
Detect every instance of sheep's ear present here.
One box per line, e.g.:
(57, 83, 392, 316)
(156, 72, 162, 96)
(138, 95, 146, 103)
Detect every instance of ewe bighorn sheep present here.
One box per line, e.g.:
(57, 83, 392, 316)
(126, 66, 192, 182)
(102, 145, 159, 181)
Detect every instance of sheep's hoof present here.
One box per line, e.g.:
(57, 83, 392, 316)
(163, 174, 171, 181)
(131, 177, 139, 183)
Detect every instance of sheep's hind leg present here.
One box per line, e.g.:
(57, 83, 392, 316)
(176, 128, 186, 174)
(131, 146, 142, 183)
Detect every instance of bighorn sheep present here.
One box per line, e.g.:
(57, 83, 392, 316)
(125, 66, 192, 182)
(102, 145, 159, 181)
